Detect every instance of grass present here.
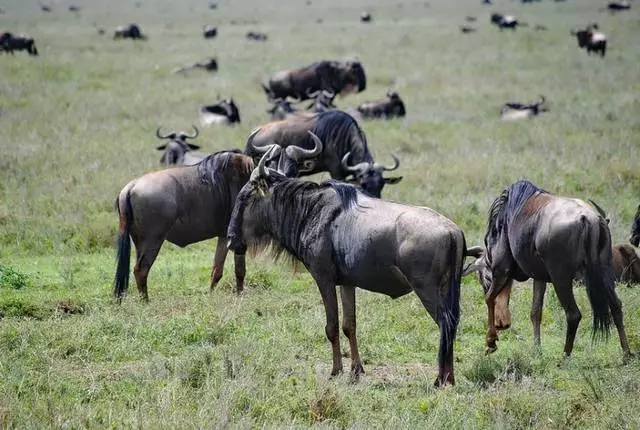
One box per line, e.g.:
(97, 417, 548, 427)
(1, 0, 640, 427)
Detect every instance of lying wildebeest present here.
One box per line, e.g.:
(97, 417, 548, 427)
(173, 57, 218, 74)
(114, 23, 147, 40)
(533, 24, 548, 31)
(500, 95, 548, 121)
(227, 150, 470, 386)
(463, 180, 631, 359)
(357, 90, 406, 120)
(200, 98, 241, 126)
(490, 13, 522, 30)
(612, 244, 640, 285)
(465, 16, 477, 22)
(203, 25, 217, 39)
(262, 60, 366, 101)
(0, 33, 39, 56)
(360, 12, 372, 22)
(306, 89, 337, 113)
(209, 2, 218, 9)
(246, 31, 267, 41)
(571, 25, 607, 57)
(114, 136, 322, 301)
(630, 205, 640, 246)
(244, 110, 402, 197)
(69, 5, 80, 12)
(155, 126, 205, 167)
(460, 25, 477, 33)
(606, 1, 631, 12)
(266, 96, 302, 121)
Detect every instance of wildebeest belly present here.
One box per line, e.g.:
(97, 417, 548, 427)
(338, 265, 413, 298)
(165, 219, 223, 247)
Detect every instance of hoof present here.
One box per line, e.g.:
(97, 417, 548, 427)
(349, 362, 365, 381)
(330, 367, 343, 378)
(485, 339, 497, 355)
(623, 351, 635, 365)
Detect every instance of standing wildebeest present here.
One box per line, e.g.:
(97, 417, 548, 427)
(155, 126, 205, 167)
(500, 95, 548, 121)
(357, 90, 406, 120)
(246, 31, 268, 41)
(262, 60, 366, 102)
(306, 89, 337, 113)
(200, 98, 241, 126)
(630, 205, 640, 246)
(0, 33, 38, 56)
(572, 25, 607, 57)
(114, 23, 147, 40)
(245, 110, 402, 197)
(203, 25, 217, 39)
(173, 57, 218, 74)
(490, 13, 522, 30)
(226, 150, 469, 386)
(463, 180, 631, 358)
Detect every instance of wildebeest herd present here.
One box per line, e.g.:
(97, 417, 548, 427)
(5, 1, 637, 388)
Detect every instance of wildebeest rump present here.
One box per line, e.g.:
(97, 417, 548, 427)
(226, 151, 469, 386)
(155, 126, 205, 167)
(464, 180, 631, 358)
(612, 244, 640, 285)
(0, 32, 38, 55)
(244, 110, 402, 197)
(262, 60, 366, 101)
(357, 90, 406, 120)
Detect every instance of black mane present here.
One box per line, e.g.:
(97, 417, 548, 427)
(312, 111, 373, 163)
(487, 180, 547, 242)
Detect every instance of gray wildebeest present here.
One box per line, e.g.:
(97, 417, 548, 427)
(360, 12, 372, 22)
(200, 98, 241, 126)
(0, 32, 38, 55)
(463, 180, 631, 359)
(244, 110, 402, 197)
(227, 150, 470, 386)
(246, 31, 267, 41)
(114, 150, 254, 301)
(155, 126, 205, 167)
(114, 23, 147, 40)
(606, 1, 631, 12)
(357, 90, 406, 120)
(203, 25, 217, 39)
(612, 244, 640, 285)
(490, 13, 523, 30)
(262, 60, 366, 102)
(500, 95, 548, 121)
(630, 204, 640, 246)
(572, 24, 607, 57)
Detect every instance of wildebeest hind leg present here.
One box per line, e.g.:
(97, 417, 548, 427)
(133, 240, 163, 302)
(339, 285, 364, 378)
(531, 280, 547, 350)
(549, 274, 581, 357)
(609, 292, 632, 359)
(210, 239, 229, 291)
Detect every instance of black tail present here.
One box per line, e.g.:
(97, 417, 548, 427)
(114, 190, 133, 300)
(583, 218, 613, 340)
(438, 233, 462, 370)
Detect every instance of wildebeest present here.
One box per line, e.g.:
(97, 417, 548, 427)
(266, 96, 302, 121)
(262, 60, 366, 101)
(173, 57, 218, 74)
(490, 13, 522, 30)
(606, 1, 631, 12)
(360, 12, 372, 22)
(155, 126, 205, 167)
(245, 110, 402, 197)
(226, 150, 470, 386)
(630, 205, 640, 246)
(246, 31, 267, 41)
(533, 24, 548, 31)
(463, 180, 631, 359)
(465, 16, 477, 22)
(306, 89, 337, 113)
(200, 98, 241, 126)
(203, 25, 217, 39)
(460, 25, 477, 34)
(69, 5, 80, 12)
(572, 24, 607, 57)
(612, 244, 640, 284)
(0, 33, 39, 56)
(356, 90, 406, 120)
(40, 4, 52, 12)
(209, 2, 218, 9)
(500, 95, 548, 121)
(114, 23, 147, 40)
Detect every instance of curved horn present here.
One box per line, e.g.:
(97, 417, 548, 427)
(341, 152, 370, 173)
(156, 127, 175, 139)
(375, 154, 400, 171)
(251, 147, 273, 181)
(285, 131, 324, 160)
(306, 87, 321, 99)
(287, 95, 302, 104)
(184, 125, 199, 139)
(322, 89, 335, 98)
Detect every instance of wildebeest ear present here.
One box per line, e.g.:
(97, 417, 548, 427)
(156, 144, 167, 150)
(384, 176, 403, 184)
(188, 144, 201, 150)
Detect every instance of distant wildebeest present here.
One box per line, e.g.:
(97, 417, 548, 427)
(500, 95, 548, 121)
(360, 12, 372, 22)
(533, 24, 548, 31)
(490, 13, 523, 30)
(612, 244, 640, 284)
(209, 2, 218, 9)
(40, 3, 52, 12)
(0, 33, 39, 56)
(262, 60, 366, 102)
(114, 23, 147, 40)
(460, 25, 477, 34)
(155, 126, 206, 167)
(227, 150, 470, 386)
(246, 31, 267, 41)
(606, 1, 631, 12)
(200, 98, 241, 126)
(630, 205, 640, 246)
(173, 57, 218, 74)
(572, 24, 607, 57)
(203, 25, 217, 39)
(245, 110, 402, 197)
(465, 16, 477, 22)
(357, 90, 406, 120)
(69, 5, 80, 12)
(463, 180, 631, 359)
(266, 96, 302, 121)
(306, 89, 337, 113)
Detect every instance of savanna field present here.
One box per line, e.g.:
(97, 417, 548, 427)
(1, 0, 640, 427)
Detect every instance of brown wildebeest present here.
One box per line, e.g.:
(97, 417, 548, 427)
(629, 204, 640, 246)
(464, 180, 631, 359)
(228, 149, 476, 386)
(612, 244, 640, 284)
(356, 90, 406, 120)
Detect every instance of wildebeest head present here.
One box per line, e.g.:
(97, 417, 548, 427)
(247, 130, 324, 177)
(341, 152, 402, 198)
(339, 60, 367, 95)
(155, 125, 200, 166)
(631, 204, 640, 246)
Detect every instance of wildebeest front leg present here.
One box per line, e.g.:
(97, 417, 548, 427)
(210, 239, 229, 291)
(233, 252, 246, 294)
(340, 285, 364, 378)
(316, 280, 343, 376)
(531, 279, 547, 349)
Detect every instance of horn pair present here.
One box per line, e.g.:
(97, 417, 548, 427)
(156, 125, 199, 139)
(342, 153, 400, 173)
(250, 131, 324, 180)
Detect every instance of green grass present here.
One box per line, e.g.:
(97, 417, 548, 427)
(1, 0, 639, 427)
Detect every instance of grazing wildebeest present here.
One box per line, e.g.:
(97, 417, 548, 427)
(500, 95, 548, 121)
(266, 96, 302, 121)
(246, 31, 268, 41)
(630, 205, 640, 246)
(612, 244, 640, 284)
(226, 150, 469, 386)
(200, 98, 241, 126)
(306, 89, 337, 113)
(463, 180, 631, 359)
(173, 57, 218, 74)
(262, 60, 366, 102)
(114, 23, 147, 40)
(360, 12, 372, 22)
(155, 126, 205, 167)
(460, 25, 477, 33)
(0, 33, 38, 56)
(203, 25, 217, 39)
(244, 110, 402, 197)
(490, 13, 522, 30)
(357, 90, 406, 120)
(572, 25, 607, 57)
